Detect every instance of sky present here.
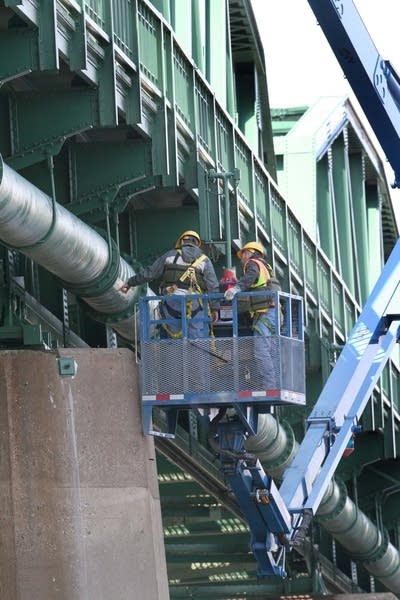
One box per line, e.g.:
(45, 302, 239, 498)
(251, 0, 400, 222)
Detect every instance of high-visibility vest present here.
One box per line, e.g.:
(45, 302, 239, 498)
(245, 258, 280, 312)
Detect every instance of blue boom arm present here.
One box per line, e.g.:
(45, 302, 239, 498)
(226, 239, 400, 575)
(140, 240, 400, 577)
(307, 0, 400, 187)
(279, 238, 400, 514)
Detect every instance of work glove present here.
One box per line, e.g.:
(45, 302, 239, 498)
(119, 282, 131, 294)
(119, 276, 136, 294)
(224, 285, 241, 302)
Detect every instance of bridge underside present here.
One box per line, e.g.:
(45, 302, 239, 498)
(0, 1, 399, 598)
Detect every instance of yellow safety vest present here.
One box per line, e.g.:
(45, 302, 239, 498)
(245, 258, 274, 313)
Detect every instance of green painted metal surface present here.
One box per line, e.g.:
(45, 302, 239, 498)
(0, 0, 399, 597)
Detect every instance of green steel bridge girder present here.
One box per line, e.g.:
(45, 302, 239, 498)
(0, 3, 399, 595)
(0, 0, 139, 122)
(0, 0, 71, 78)
(67, 138, 155, 219)
(1, 89, 102, 170)
(0, 3, 398, 425)
(0, 28, 39, 82)
(0, 0, 260, 237)
(1, 103, 156, 222)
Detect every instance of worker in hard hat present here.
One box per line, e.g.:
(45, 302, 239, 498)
(224, 241, 280, 389)
(120, 230, 220, 339)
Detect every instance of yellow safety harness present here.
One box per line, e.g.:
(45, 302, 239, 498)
(160, 253, 209, 338)
(178, 254, 208, 292)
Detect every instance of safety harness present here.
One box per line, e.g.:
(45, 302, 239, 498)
(160, 251, 208, 338)
(161, 251, 207, 294)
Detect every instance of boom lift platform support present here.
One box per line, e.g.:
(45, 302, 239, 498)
(139, 239, 400, 578)
(139, 0, 400, 579)
(307, 0, 400, 188)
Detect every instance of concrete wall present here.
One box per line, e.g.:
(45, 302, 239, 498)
(0, 348, 170, 600)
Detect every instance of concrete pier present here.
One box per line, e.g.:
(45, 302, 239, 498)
(0, 348, 170, 600)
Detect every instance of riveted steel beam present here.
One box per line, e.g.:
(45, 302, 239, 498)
(0, 29, 39, 83)
(67, 138, 154, 218)
(6, 89, 100, 169)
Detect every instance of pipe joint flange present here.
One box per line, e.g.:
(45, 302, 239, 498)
(58, 234, 120, 298)
(317, 478, 347, 522)
(262, 420, 296, 471)
(353, 528, 389, 564)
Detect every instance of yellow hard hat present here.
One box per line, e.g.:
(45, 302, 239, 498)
(175, 230, 201, 248)
(237, 241, 265, 259)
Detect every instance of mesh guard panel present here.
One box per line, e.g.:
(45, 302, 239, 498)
(141, 335, 305, 402)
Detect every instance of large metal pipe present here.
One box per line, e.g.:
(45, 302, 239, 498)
(244, 413, 298, 480)
(2, 158, 399, 591)
(318, 479, 400, 593)
(0, 156, 139, 341)
(246, 414, 400, 594)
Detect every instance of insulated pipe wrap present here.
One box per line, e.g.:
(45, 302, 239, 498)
(0, 156, 140, 340)
(1, 159, 400, 592)
(244, 414, 298, 480)
(367, 544, 400, 591)
(246, 414, 400, 594)
(0, 161, 109, 283)
(318, 480, 381, 554)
